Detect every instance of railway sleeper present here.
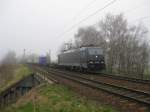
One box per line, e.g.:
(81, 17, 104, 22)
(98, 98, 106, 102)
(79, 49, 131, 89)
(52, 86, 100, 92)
(30, 65, 150, 112)
(134, 95, 149, 99)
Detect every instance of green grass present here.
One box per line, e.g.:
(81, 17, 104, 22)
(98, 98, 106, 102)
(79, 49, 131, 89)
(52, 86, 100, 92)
(0, 65, 32, 92)
(144, 68, 150, 80)
(2, 84, 118, 112)
(144, 74, 150, 80)
(13, 65, 32, 80)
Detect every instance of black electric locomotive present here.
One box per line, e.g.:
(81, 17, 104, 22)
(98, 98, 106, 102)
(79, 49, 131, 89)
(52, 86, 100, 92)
(58, 47, 105, 71)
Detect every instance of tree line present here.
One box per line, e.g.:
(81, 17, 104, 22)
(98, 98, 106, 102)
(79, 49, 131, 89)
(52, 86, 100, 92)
(0, 51, 17, 88)
(60, 13, 150, 78)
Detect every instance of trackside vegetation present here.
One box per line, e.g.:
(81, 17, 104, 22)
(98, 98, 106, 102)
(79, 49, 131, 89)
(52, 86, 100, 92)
(2, 84, 118, 112)
(0, 65, 32, 92)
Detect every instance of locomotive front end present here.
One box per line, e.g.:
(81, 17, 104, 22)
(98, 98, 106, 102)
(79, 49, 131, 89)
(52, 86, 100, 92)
(87, 47, 105, 70)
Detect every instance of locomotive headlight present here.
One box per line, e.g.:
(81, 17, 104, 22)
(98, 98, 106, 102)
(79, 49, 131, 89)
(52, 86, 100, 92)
(96, 55, 98, 58)
(89, 61, 93, 64)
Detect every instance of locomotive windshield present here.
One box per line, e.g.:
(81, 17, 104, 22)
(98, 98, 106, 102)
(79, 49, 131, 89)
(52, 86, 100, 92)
(88, 48, 103, 55)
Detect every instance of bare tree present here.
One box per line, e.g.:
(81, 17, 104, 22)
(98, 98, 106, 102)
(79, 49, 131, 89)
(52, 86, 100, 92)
(127, 24, 149, 78)
(98, 14, 128, 72)
(1, 51, 17, 65)
(0, 51, 17, 85)
(98, 13, 149, 78)
(67, 13, 149, 78)
(59, 41, 74, 53)
(74, 26, 100, 47)
(26, 53, 39, 63)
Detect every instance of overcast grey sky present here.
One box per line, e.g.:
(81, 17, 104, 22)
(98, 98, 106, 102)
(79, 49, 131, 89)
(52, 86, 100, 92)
(0, 0, 150, 60)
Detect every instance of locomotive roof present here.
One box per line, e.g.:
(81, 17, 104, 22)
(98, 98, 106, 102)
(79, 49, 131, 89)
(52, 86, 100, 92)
(60, 47, 102, 54)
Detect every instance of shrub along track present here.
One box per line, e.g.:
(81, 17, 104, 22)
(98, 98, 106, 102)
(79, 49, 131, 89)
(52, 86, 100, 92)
(30, 65, 150, 112)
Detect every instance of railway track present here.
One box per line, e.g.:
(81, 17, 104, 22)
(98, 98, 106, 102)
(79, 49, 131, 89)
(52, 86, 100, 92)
(95, 72, 150, 84)
(44, 67, 150, 93)
(57, 68, 150, 84)
(48, 65, 150, 85)
(32, 66, 150, 108)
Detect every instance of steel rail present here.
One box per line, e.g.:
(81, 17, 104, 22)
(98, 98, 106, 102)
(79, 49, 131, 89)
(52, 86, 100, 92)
(49, 66, 150, 84)
(33, 66, 150, 107)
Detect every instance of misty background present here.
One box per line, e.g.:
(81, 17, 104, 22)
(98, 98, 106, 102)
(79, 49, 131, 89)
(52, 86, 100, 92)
(0, 0, 150, 61)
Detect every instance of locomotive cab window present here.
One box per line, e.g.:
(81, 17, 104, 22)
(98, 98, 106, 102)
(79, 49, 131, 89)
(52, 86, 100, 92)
(88, 48, 102, 55)
(81, 51, 85, 57)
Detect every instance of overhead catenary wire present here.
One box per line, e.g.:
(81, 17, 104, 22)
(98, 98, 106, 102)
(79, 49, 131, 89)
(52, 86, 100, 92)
(62, 0, 98, 29)
(132, 15, 150, 22)
(92, 9, 150, 28)
(89, 1, 150, 27)
(127, 15, 150, 25)
(72, 0, 98, 21)
(124, 0, 149, 15)
(57, 0, 117, 38)
(58, 0, 149, 39)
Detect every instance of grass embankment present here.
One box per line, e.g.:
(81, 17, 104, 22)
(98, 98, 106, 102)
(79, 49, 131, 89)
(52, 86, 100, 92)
(3, 84, 117, 112)
(0, 65, 32, 92)
(144, 69, 150, 80)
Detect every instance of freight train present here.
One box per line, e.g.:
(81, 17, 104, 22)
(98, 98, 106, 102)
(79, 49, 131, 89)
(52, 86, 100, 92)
(39, 56, 48, 66)
(58, 47, 105, 71)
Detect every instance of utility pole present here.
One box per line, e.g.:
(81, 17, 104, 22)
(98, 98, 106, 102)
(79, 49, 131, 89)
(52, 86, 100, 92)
(46, 50, 51, 65)
(49, 49, 51, 64)
(23, 49, 26, 63)
(65, 43, 70, 50)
